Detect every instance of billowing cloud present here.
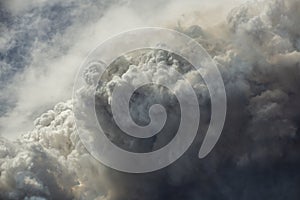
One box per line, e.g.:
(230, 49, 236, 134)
(1, 0, 300, 199)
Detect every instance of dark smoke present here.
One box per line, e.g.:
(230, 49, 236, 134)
(1, 0, 300, 199)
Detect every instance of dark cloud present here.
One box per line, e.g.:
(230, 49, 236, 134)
(0, 0, 300, 199)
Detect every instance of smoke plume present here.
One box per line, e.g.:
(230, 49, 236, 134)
(1, 0, 300, 199)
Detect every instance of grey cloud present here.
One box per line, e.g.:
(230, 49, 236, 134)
(1, 0, 300, 199)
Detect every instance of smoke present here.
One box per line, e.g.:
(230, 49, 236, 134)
(0, 101, 110, 199)
(0, 0, 242, 139)
(1, 0, 300, 199)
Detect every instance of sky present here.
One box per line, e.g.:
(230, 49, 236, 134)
(0, 0, 247, 139)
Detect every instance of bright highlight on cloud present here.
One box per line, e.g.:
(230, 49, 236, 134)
(0, 0, 300, 199)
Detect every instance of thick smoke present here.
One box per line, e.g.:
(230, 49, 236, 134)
(0, 101, 109, 199)
(0, 0, 235, 139)
(1, 0, 300, 199)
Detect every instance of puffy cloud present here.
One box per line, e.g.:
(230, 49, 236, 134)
(0, 0, 240, 139)
(1, 0, 300, 199)
(0, 101, 109, 199)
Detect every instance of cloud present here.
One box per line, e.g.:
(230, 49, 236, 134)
(0, 0, 240, 139)
(0, 0, 300, 199)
